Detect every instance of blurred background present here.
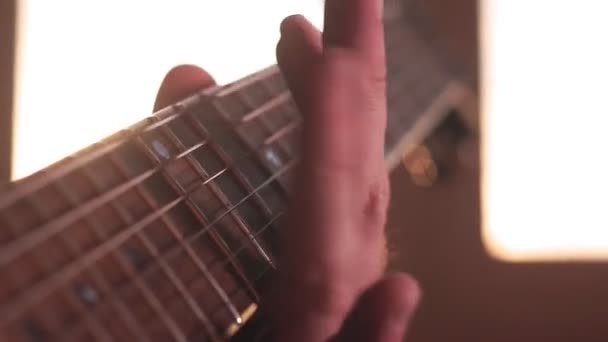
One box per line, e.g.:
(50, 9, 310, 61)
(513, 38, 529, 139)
(2, 0, 608, 340)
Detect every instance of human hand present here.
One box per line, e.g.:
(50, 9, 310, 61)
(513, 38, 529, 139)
(153, 0, 420, 340)
(272, 0, 420, 341)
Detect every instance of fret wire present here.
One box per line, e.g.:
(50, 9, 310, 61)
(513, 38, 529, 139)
(0, 194, 187, 334)
(176, 119, 273, 258)
(182, 190, 264, 300)
(204, 93, 290, 211)
(215, 98, 293, 198)
(239, 82, 299, 165)
(0, 83, 292, 262)
(20, 195, 114, 342)
(81, 165, 191, 342)
(158, 212, 281, 341)
(0, 139, 124, 210)
(177, 113, 276, 264)
(187, 140, 277, 277)
(0, 34, 413, 212)
(256, 79, 297, 138)
(182, 106, 291, 277)
(0, 167, 159, 268)
(208, 213, 282, 283)
(204, 254, 276, 336)
(215, 66, 280, 98)
(62, 161, 292, 341)
(1, 134, 294, 329)
(54, 177, 153, 342)
(239, 91, 290, 123)
(200, 95, 293, 232)
(4, 206, 103, 341)
(93, 144, 292, 332)
(0, 67, 275, 211)
(109, 150, 227, 340)
(138, 128, 261, 306)
(0, 91, 295, 324)
(102, 155, 221, 342)
(264, 120, 300, 146)
(55, 210, 270, 342)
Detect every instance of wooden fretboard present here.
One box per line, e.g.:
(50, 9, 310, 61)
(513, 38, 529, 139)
(0, 18, 462, 342)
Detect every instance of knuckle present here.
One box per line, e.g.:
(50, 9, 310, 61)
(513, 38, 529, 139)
(363, 174, 390, 228)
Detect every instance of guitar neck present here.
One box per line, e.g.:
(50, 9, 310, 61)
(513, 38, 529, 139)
(0, 19, 457, 341)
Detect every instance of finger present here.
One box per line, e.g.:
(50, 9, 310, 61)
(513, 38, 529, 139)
(332, 273, 421, 342)
(272, 6, 390, 342)
(323, 0, 385, 53)
(276, 15, 322, 113)
(154, 64, 216, 111)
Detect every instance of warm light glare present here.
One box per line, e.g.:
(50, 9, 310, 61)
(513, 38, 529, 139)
(482, 0, 608, 261)
(16, 1, 608, 261)
(13, 0, 323, 179)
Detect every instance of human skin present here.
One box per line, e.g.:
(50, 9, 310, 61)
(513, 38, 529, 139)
(154, 1, 420, 341)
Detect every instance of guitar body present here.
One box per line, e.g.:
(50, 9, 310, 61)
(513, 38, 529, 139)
(0, 15, 472, 341)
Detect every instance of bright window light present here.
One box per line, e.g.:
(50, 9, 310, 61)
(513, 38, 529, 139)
(13, 0, 323, 180)
(482, 0, 608, 261)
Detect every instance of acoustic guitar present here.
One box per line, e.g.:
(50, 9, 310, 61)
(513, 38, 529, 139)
(0, 17, 472, 341)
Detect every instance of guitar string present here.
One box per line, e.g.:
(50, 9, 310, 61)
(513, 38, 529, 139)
(0, 25, 414, 267)
(0, 71, 286, 268)
(0, 78, 300, 336)
(43, 144, 292, 341)
(0, 24, 436, 340)
(0, 144, 294, 340)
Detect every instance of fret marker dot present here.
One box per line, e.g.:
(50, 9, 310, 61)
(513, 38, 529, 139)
(264, 148, 282, 168)
(152, 140, 171, 160)
(76, 284, 98, 305)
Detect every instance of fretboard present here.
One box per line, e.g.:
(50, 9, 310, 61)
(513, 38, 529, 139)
(0, 18, 464, 342)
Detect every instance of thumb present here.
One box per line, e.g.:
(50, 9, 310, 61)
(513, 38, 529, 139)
(332, 273, 421, 342)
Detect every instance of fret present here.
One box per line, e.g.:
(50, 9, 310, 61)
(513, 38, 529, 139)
(60, 170, 175, 342)
(164, 205, 257, 337)
(0, 191, 187, 330)
(383, 21, 450, 158)
(133, 121, 266, 335)
(264, 120, 300, 147)
(202, 87, 293, 197)
(83, 162, 196, 342)
(168, 147, 275, 296)
(202, 142, 282, 267)
(0, 17, 462, 340)
(1, 196, 44, 238)
(255, 82, 301, 158)
(0, 163, 159, 268)
(109, 155, 225, 341)
(0, 137, 292, 340)
(7, 190, 114, 342)
(238, 119, 269, 152)
(195, 87, 294, 271)
(215, 66, 279, 98)
(142, 115, 269, 279)
(240, 91, 290, 123)
(184, 102, 282, 254)
(259, 67, 288, 97)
